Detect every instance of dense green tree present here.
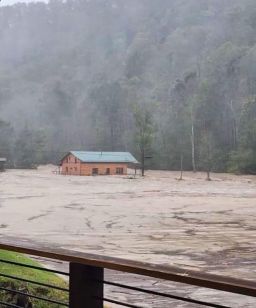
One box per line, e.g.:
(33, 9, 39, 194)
(14, 127, 47, 168)
(89, 82, 126, 151)
(133, 105, 154, 176)
(229, 98, 256, 173)
(0, 120, 13, 163)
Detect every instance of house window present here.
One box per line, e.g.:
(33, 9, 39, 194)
(75, 158, 77, 163)
(106, 168, 110, 175)
(92, 168, 98, 175)
(116, 167, 124, 175)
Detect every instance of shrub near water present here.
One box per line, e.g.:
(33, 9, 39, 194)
(0, 250, 68, 307)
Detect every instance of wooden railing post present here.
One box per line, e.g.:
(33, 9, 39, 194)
(69, 262, 104, 308)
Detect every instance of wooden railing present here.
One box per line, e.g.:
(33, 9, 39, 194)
(0, 237, 255, 307)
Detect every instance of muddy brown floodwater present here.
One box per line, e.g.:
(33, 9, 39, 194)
(0, 166, 255, 307)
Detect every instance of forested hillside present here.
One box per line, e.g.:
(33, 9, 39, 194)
(1, 0, 256, 173)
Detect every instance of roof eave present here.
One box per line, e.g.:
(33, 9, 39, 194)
(80, 161, 139, 164)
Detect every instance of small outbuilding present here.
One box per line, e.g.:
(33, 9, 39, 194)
(60, 151, 139, 176)
(0, 158, 7, 172)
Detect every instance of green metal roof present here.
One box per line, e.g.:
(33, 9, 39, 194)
(70, 151, 139, 164)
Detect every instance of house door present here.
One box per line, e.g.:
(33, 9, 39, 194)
(92, 168, 98, 175)
(106, 168, 110, 175)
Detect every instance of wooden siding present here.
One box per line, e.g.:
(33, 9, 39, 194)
(61, 153, 128, 176)
(0, 162, 5, 171)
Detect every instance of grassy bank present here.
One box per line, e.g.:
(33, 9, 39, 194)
(0, 249, 68, 307)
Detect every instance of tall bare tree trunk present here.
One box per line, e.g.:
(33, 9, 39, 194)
(230, 100, 237, 148)
(179, 153, 183, 180)
(206, 169, 211, 181)
(206, 137, 211, 181)
(110, 126, 114, 151)
(191, 123, 196, 172)
(141, 148, 145, 177)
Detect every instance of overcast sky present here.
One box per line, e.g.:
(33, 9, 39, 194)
(0, 0, 48, 6)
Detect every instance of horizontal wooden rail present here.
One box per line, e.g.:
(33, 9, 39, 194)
(0, 236, 255, 298)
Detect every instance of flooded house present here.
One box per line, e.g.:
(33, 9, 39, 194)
(60, 151, 139, 176)
(0, 158, 7, 172)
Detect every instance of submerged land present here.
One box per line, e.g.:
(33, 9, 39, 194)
(0, 166, 255, 307)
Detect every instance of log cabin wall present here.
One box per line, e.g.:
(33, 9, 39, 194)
(61, 153, 127, 176)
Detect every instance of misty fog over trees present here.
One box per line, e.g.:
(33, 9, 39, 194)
(1, 0, 256, 173)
